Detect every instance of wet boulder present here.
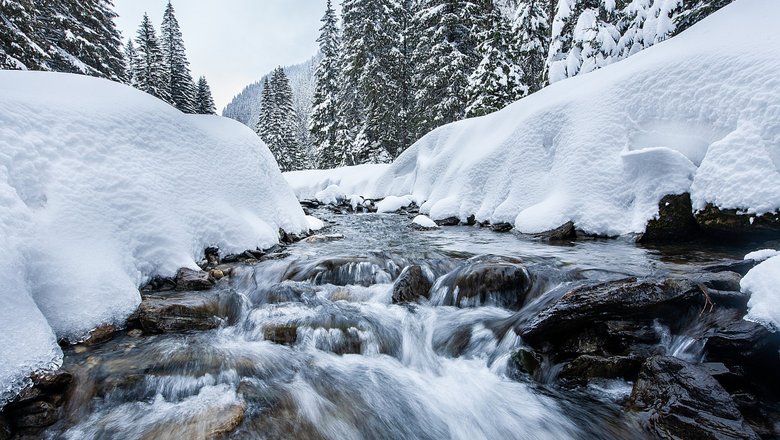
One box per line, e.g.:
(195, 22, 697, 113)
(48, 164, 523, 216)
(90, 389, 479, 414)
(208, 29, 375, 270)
(490, 222, 513, 233)
(559, 355, 644, 385)
(639, 193, 699, 243)
(696, 204, 780, 239)
(137, 290, 242, 333)
(431, 256, 532, 309)
(392, 265, 432, 303)
(434, 216, 460, 226)
(629, 356, 759, 440)
(705, 320, 780, 369)
(285, 256, 397, 287)
(1, 370, 73, 434)
(532, 221, 576, 241)
(175, 268, 214, 291)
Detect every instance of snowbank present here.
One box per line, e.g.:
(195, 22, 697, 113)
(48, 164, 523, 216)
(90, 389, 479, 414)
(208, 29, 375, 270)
(0, 71, 307, 405)
(741, 255, 780, 331)
(366, 0, 780, 235)
(744, 249, 779, 263)
(376, 195, 414, 213)
(283, 164, 389, 201)
(412, 215, 439, 229)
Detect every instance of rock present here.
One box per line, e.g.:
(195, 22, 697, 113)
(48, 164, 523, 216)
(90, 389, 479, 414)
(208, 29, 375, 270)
(704, 259, 759, 277)
(137, 290, 242, 333)
(263, 325, 298, 345)
(490, 222, 513, 233)
(84, 324, 116, 346)
(532, 221, 576, 241)
(300, 199, 320, 209)
(264, 282, 316, 303)
(175, 268, 214, 291)
(7, 401, 58, 430)
(705, 320, 780, 367)
(303, 233, 344, 243)
(520, 278, 706, 346)
(696, 204, 780, 240)
(209, 269, 225, 280)
(629, 356, 759, 440)
(392, 265, 432, 303)
(434, 256, 532, 309)
(140, 402, 246, 440)
(559, 355, 644, 384)
(139, 275, 176, 292)
(127, 329, 143, 338)
(510, 348, 541, 376)
(0, 415, 11, 440)
(639, 193, 699, 242)
(434, 216, 460, 226)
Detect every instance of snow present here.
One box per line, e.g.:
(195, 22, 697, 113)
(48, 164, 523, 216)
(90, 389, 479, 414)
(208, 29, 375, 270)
(306, 216, 325, 231)
(376, 196, 414, 214)
(0, 71, 307, 405)
(741, 255, 780, 331)
(412, 215, 439, 229)
(363, 0, 780, 234)
(314, 184, 345, 205)
(284, 164, 390, 201)
(744, 249, 779, 262)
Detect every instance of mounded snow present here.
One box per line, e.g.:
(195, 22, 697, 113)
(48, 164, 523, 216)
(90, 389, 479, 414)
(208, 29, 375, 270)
(0, 71, 307, 405)
(376, 195, 414, 213)
(412, 215, 439, 229)
(741, 255, 780, 331)
(364, 0, 780, 235)
(306, 215, 326, 231)
(284, 164, 390, 201)
(744, 249, 779, 263)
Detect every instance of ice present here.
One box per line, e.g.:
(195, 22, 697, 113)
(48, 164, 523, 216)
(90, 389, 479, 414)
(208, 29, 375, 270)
(742, 255, 780, 331)
(376, 195, 413, 213)
(361, 0, 780, 235)
(284, 164, 390, 201)
(744, 249, 779, 262)
(0, 71, 307, 405)
(412, 215, 439, 229)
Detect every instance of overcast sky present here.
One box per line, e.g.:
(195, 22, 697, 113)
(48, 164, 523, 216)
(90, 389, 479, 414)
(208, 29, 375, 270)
(113, 0, 337, 112)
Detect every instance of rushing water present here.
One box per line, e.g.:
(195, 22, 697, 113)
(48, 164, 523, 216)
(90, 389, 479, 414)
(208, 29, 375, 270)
(43, 209, 763, 439)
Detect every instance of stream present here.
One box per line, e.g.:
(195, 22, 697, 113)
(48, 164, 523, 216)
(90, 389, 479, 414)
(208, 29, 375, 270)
(40, 208, 767, 439)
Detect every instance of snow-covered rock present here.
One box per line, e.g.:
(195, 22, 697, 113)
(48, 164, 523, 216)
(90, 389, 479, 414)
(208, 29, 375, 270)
(284, 164, 390, 201)
(0, 71, 307, 405)
(314, 184, 345, 205)
(741, 255, 780, 331)
(367, 0, 780, 235)
(412, 215, 439, 229)
(306, 216, 326, 231)
(744, 249, 779, 263)
(376, 195, 414, 214)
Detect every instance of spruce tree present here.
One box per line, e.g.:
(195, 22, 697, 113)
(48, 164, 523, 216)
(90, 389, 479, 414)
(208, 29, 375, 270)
(310, 0, 342, 168)
(161, 0, 197, 113)
(546, 0, 576, 83)
(133, 13, 170, 102)
(616, 0, 651, 58)
(0, 0, 47, 70)
(466, 3, 526, 117)
(124, 38, 138, 86)
(675, 0, 731, 34)
(256, 78, 274, 145)
(194, 76, 216, 115)
(513, 0, 549, 92)
(257, 68, 302, 172)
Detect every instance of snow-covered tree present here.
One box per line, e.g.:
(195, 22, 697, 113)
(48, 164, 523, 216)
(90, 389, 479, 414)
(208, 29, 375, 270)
(124, 38, 137, 86)
(310, 0, 343, 168)
(616, 0, 651, 58)
(160, 0, 196, 113)
(133, 13, 170, 102)
(675, 0, 731, 34)
(513, 0, 549, 92)
(256, 78, 273, 143)
(194, 76, 216, 115)
(257, 68, 304, 171)
(466, 3, 527, 117)
(0, 0, 47, 70)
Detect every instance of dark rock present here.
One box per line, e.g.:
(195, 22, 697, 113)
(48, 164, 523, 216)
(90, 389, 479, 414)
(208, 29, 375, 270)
(263, 325, 298, 345)
(299, 199, 320, 209)
(264, 282, 316, 304)
(696, 204, 780, 240)
(137, 290, 242, 333)
(84, 324, 116, 346)
(532, 221, 576, 241)
(465, 215, 477, 226)
(639, 193, 699, 242)
(0, 415, 11, 440)
(139, 275, 176, 292)
(490, 222, 513, 233)
(8, 401, 58, 430)
(392, 265, 432, 303)
(521, 278, 706, 345)
(435, 216, 460, 226)
(704, 259, 759, 277)
(511, 348, 541, 376)
(629, 356, 759, 440)
(705, 320, 780, 367)
(175, 268, 214, 291)
(435, 255, 532, 309)
(559, 355, 644, 384)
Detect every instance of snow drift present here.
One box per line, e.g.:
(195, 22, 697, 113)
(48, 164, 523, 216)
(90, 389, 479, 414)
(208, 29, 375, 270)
(284, 164, 390, 202)
(365, 0, 780, 236)
(0, 71, 308, 405)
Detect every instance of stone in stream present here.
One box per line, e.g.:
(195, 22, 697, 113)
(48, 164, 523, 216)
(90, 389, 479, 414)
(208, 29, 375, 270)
(433, 255, 532, 309)
(0, 370, 73, 434)
(137, 290, 242, 333)
(392, 265, 432, 303)
(705, 320, 780, 368)
(139, 402, 246, 440)
(629, 356, 759, 440)
(490, 222, 513, 233)
(532, 221, 576, 241)
(639, 193, 699, 243)
(174, 267, 214, 291)
(559, 355, 645, 385)
(434, 216, 460, 226)
(695, 204, 780, 239)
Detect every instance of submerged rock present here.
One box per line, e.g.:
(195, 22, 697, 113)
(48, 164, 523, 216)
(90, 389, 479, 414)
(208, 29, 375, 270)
(392, 265, 432, 303)
(559, 355, 644, 385)
(431, 256, 532, 309)
(629, 356, 759, 439)
(696, 204, 780, 239)
(639, 193, 699, 243)
(137, 290, 242, 333)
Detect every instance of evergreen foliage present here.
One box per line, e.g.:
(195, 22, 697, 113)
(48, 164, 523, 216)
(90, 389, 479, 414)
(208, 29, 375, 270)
(133, 13, 170, 102)
(310, 0, 343, 168)
(161, 1, 196, 113)
(194, 76, 216, 115)
(256, 68, 306, 172)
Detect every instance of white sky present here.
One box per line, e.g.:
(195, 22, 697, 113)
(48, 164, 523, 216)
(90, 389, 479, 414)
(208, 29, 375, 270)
(113, 0, 337, 112)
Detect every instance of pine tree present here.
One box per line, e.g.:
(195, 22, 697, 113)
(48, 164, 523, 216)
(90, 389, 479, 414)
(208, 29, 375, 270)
(310, 0, 343, 168)
(124, 38, 137, 85)
(513, 0, 549, 92)
(0, 0, 47, 70)
(546, 0, 576, 83)
(194, 76, 216, 114)
(466, 2, 527, 117)
(161, 0, 197, 113)
(616, 0, 651, 58)
(133, 13, 170, 102)
(256, 78, 273, 144)
(675, 0, 731, 34)
(257, 68, 303, 172)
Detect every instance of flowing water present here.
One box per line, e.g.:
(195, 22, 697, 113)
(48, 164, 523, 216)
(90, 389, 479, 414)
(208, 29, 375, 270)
(43, 209, 763, 439)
